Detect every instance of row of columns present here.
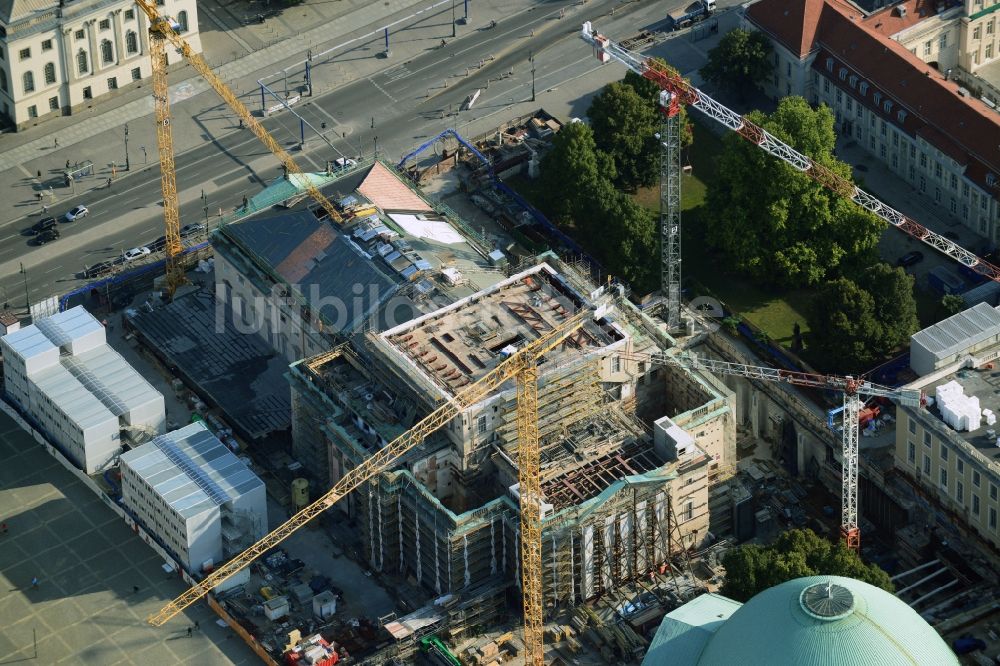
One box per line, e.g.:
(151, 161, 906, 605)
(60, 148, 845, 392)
(57, 8, 147, 85)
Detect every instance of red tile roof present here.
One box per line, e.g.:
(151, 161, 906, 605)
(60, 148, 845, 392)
(862, 0, 937, 37)
(357, 162, 433, 212)
(746, 0, 1000, 191)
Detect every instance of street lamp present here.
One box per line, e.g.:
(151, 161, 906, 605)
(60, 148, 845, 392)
(452, 0, 456, 37)
(373, 135, 378, 159)
(124, 124, 130, 172)
(530, 51, 536, 102)
(19, 263, 29, 309)
(140, 145, 147, 164)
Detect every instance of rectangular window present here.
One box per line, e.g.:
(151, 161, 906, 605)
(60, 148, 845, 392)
(982, 195, 988, 210)
(910, 144, 916, 159)
(990, 507, 997, 531)
(951, 198, 957, 214)
(907, 441, 915, 464)
(935, 162, 943, 179)
(881, 121, 887, 137)
(99, 19, 110, 30)
(107, 77, 117, 90)
(935, 187, 942, 203)
(75, 29, 85, 40)
(880, 144, 887, 159)
(909, 420, 916, 434)
(963, 182, 970, 197)
(27, 105, 38, 118)
(923, 430, 930, 445)
(973, 494, 980, 516)
(957, 481, 964, 504)
(973, 470, 981, 487)
(963, 203, 969, 218)
(847, 98, 853, 112)
(974, 26, 982, 39)
(988, 44, 994, 59)
(860, 81, 869, 95)
(787, 62, 791, 77)
(42, 39, 53, 51)
(19, 48, 30, 60)
(940, 445, 948, 461)
(836, 89, 842, 104)
(612, 356, 622, 373)
(957, 458, 964, 474)
(131, 67, 141, 81)
(839, 67, 848, 80)
(920, 153, 927, 168)
(989, 20, 995, 35)
(991, 483, 998, 500)
(939, 34, 947, 49)
(83, 86, 92, 99)
(125, 8, 135, 19)
(923, 41, 931, 56)
(874, 92, 882, 105)
(892, 154, 898, 169)
(870, 136, 876, 150)
(476, 415, 487, 434)
(823, 79, 830, 93)
(892, 132, 898, 147)
(48, 96, 58, 110)
(826, 57, 834, 71)
(923, 455, 931, 475)
(940, 468, 948, 489)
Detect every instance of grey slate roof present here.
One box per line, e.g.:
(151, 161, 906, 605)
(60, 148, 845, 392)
(911, 302, 1000, 360)
(120, 422, 263, 519)
(221, 211, 399, 333)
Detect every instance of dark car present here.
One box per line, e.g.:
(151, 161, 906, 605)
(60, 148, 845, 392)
(30, 216, 57, 235)
(32, 228, 60, 245)
(83, 261, 114, 278)
(147, 236, 167, 252)
(897, 251, 924, 267)
(180, 223, 207, 238)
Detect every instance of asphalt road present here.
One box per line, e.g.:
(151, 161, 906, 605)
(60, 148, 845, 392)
(0, 0, 725, 310)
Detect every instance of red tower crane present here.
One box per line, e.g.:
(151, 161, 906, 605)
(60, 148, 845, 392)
(579, 22, 1000, 282)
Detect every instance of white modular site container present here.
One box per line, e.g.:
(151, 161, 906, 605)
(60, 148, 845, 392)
(0, 306, 165, 473)
(119, 422, 267, 572)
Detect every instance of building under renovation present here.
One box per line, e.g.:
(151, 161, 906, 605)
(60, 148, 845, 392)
(289, 259, 736, 630)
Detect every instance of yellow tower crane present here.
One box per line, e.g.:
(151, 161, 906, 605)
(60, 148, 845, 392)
(148, 307, 591, 664)
(133, 0, 345, 297)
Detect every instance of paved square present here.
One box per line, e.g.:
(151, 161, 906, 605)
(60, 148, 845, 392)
(0, 412, 257, 665)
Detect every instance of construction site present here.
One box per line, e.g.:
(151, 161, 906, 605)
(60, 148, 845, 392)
(5, 2, 1000, 663)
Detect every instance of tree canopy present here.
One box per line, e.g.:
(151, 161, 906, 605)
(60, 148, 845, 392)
(705, 97, 885, 288)
(588, 82, 660, 191)
(721, 529, 893, 602)
(940, 293, 966, 317)
(701, 28, 774, 100)
(808, 263, 918, 372)
(538, 121, 614, 221)
(623, 65, 693, 148)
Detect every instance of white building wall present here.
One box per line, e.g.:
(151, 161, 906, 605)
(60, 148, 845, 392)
(186, 507, 223, 572)
(0, 0, 202, 129)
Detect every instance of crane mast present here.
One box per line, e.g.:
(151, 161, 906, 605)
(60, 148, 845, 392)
(660, 89, 683, 331)
(580, 22, 1000, 282)
(516, 365, 544, 666)
(148, 21, 186, 298)
(621, 350, 921, 550)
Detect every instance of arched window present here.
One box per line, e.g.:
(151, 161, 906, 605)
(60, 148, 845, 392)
(100, 39, 113, 64)
(77, 49, 88, 74)
(125, 30, 138, 54)
(0, 70, 7, 92)
(22, 71, 34, 93)
(43, 62, 55, 84)
(177, 10, 188, 32)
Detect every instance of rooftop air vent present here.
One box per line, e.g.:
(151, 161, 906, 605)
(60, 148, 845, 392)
(895, 5, 906, 16)
(799, 582, 856, 621)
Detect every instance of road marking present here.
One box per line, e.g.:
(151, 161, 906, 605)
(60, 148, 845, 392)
(367, 77, 398, 103)
(381, 65, 411, 83)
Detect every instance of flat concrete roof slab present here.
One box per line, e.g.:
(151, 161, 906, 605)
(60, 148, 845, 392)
(0, 411, 257, 665)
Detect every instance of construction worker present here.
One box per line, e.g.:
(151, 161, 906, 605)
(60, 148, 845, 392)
(187, 627, 193, 637)
(30, 577, 39, 588)
(107, 177, 113, 188)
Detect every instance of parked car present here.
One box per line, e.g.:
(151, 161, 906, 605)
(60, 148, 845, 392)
(122, 246, 151, 262)
(83, 260, 114, 278)
(147, 236, 167, 252)
(179, 223, 206, 238)
(896, 251, 924, 267)
(30, 216, 57, 235)
(65, 205, 89, 221)
(32, 228, 60, 245)
(333, 157, 357, 169)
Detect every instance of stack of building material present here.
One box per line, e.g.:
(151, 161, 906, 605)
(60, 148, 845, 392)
(936, 380, 982, 431)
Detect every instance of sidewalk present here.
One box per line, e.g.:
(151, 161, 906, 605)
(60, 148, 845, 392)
(0, 0, 562, 223)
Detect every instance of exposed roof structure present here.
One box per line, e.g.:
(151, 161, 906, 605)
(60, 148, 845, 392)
(745, 0, 1000, 189)
(643, 576, 958, 665)
(911, 302, 1000, 360)
(380, 264, 622, 397)
(120, 422, 263, 519)
(29, 364, 116, 431)
(357, 162, 434, 212)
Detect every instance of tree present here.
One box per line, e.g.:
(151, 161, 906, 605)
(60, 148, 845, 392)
(941, 293, 966, 317)
(538, 121, 615, 222)
(721, 529, 893, 602)
(705, 97, 884, 288)
(701, 28, 773, 101)
(588, 82, 660, 191)
(807, 263, 918, 372)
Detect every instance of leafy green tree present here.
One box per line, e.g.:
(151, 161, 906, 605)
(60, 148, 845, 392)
(941, 293, 967, 317)
(538, 121, 615, 221)
(588, 82, 660, 191)
(701, 28, 774, 100)
(705, 97, 884, 288)
(808, 263, 918, 372)
(721, 529, 893, 602)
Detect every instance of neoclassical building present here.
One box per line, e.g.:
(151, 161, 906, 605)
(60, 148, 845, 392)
(0, 0, 201, 130)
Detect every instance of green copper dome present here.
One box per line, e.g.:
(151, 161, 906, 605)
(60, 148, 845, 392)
(696, 576, 958, 666)
(643, 575, 959, 666)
